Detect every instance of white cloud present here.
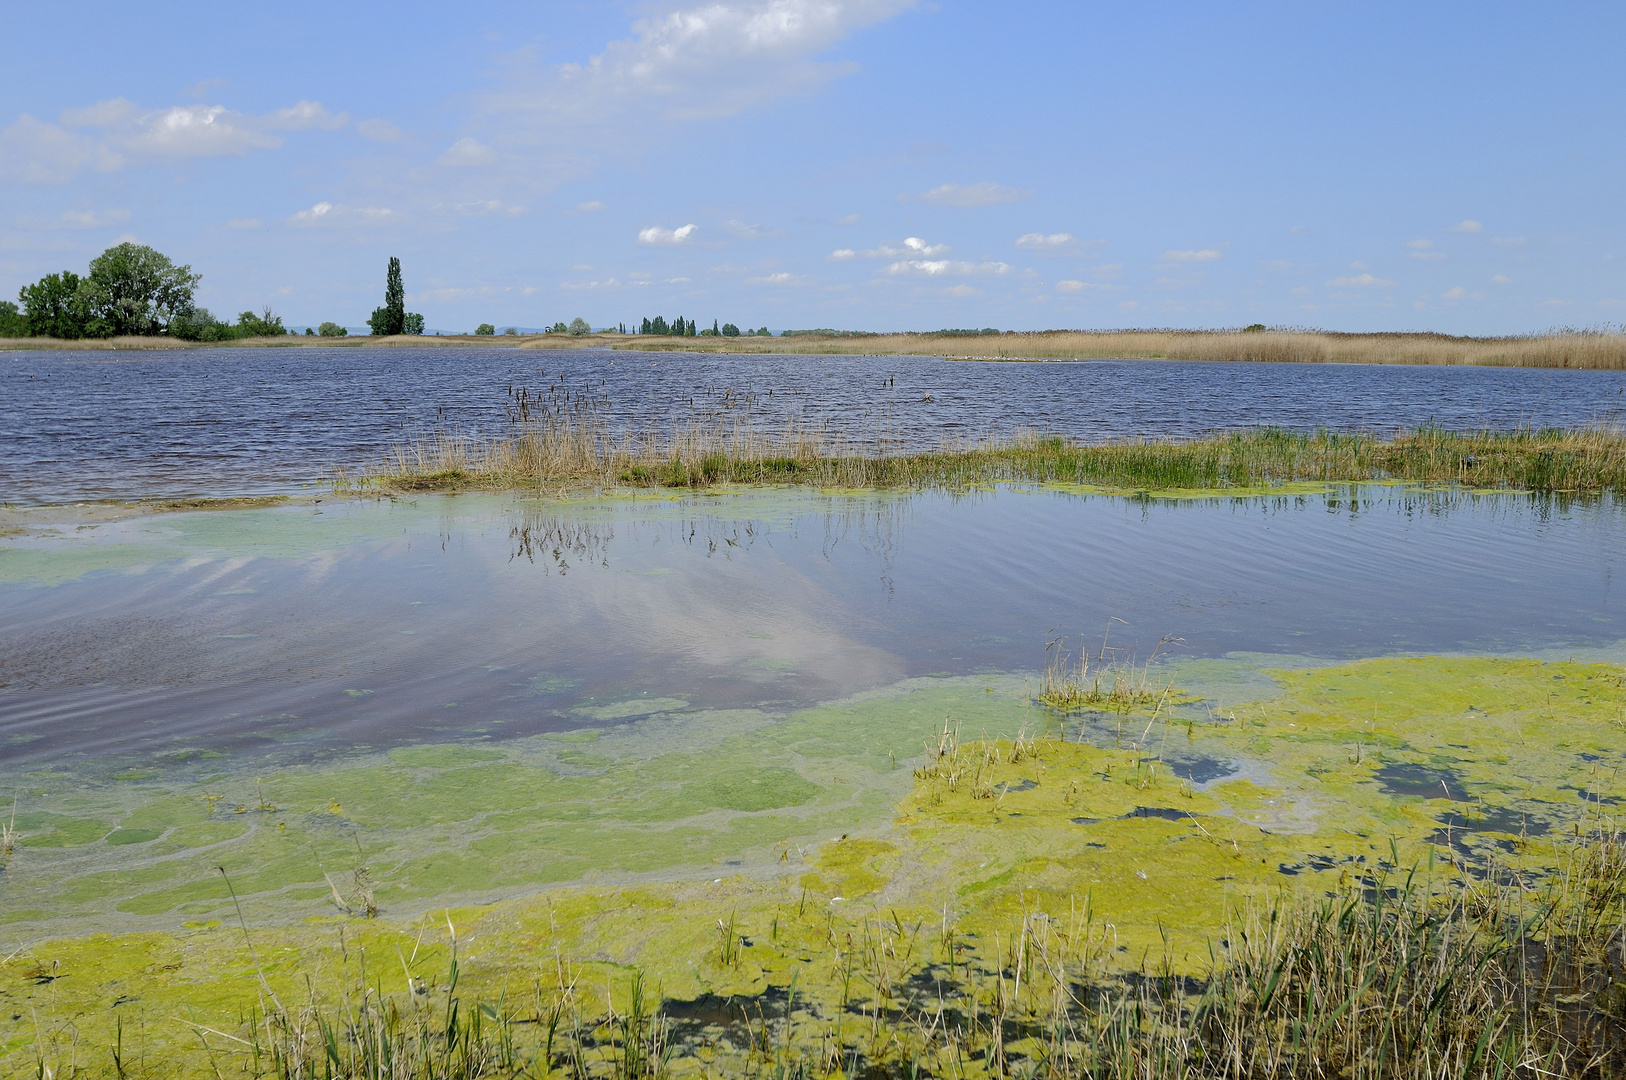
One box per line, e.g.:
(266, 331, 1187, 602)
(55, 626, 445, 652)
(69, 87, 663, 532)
(829, 248, 855, 259)
(1161, 248, 1222, 262)
(266, 101, 348, 131)
(1449, 219, 1483, 233)
(1407, 239, 1432, 249)
(1326, 273, 1392, 287)
(1441, 286, 1467, 300)
(944, 284, 978, 297)
(438, 137, 495, 166)
(835, 213, 861, 225)
(886, 259, 1010, 277)
(576, 200, 606, 212)
(438, 199, 526, 217)
(1055, 280, 1089, 292)
(638, 223, 698, 244)
(2, 96, 355, 183)
(16, 207, 132, 230)
(561, 278, 622, 290)
(287, 202, 396, 227)
(860, 236, 948, 258)
(493, 0, 915, 128)
(356, 118, 403, 142)
(1015, 231, 1083, 251)
(920, 181, 1030, 208)
(1409, 251, 1447, 261)
(1492, 274, 1512, 285)
(225, 218, 262, 230)
(749, 271, 804, 284)
(1492, 236, 1526, 247)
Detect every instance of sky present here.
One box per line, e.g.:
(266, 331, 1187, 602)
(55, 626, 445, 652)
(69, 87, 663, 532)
(1, 1, 1623, 335)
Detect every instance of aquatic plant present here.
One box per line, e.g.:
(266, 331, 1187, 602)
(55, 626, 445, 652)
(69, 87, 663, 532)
(343, 390, 1626, 497)
(1039, 624, 1182, 714)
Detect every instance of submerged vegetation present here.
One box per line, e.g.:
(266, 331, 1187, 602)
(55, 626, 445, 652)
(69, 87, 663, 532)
(347, 390, 1626, 497)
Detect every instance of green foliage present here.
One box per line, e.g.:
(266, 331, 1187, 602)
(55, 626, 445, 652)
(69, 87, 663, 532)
(474, 323, 495, 335)
(19, 271, 97, 339)
(403, 312, 425, 335)
(318, 322, 348, 338)
(304, 326, 315, 335)
(1243, 323, 1267, 333)
(82, 243, 201, 336)
(368, 257, 406, 336)
(721, 322, 740, 337)
(0, 300, 27, 337)
(236, 307, 286, 337)
(567, 317, 590, 336)
(501, 326, 518, 336)
(169, 307, 226, 341)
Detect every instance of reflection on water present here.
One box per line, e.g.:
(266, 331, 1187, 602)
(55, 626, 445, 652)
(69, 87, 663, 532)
(2, 484, 1622, 771)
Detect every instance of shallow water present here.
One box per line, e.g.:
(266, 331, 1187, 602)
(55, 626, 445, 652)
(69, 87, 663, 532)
(3, 485, 1622, 767)
(2, 485, 1625, 941)
(4, 347, 1625, 503)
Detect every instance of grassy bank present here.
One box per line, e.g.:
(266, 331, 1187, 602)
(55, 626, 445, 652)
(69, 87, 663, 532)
(350, 420, 1626, 497)
(8, 328, 1626, 368)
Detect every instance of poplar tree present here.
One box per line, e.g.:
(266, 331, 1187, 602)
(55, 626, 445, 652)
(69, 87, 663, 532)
(368, 257, 406, 336)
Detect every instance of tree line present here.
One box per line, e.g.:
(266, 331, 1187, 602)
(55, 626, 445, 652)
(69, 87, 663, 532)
(638, 316, 770, 337)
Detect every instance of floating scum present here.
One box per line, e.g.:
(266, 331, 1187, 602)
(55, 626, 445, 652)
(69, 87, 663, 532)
(4, 654, 1625, 1075)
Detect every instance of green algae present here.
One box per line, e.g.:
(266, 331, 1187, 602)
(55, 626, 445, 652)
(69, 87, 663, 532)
(4, 654, 1624, 1076)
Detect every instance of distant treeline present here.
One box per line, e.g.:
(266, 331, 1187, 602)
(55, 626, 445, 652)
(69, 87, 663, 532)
(638, 316, 771, 337)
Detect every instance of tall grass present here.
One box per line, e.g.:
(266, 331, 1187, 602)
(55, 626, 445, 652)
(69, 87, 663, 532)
(527, 327, 1626, 370)
(82, 823, 1623, 1079)
(345, 396, 1626, 497)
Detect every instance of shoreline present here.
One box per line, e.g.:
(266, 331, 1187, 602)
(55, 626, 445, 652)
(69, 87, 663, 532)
(5, 327, 1626, 368)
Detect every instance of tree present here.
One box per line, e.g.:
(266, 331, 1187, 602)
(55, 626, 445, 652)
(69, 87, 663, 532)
(757, 327, 770, 336)
(237, 307, 287, 336)
(80, 243, 200, 336)
(640, 317, 652, 334)
(568, 317, 590, 336)
(475, 323, 495, 335)
(368, 256, 406, 335)
(0, 300, 27, 337)
(403, 312, 425, 335)
(721, 323, 740, 337)
(318, 322, 348, 337)
(19, 271, 95, 339)
(650, 316, 669, 335)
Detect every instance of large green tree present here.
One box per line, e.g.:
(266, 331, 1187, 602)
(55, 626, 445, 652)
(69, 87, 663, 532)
(19, 271, 95, 339)
(368, 257, 406, 336)
(81, 243, 201, 336)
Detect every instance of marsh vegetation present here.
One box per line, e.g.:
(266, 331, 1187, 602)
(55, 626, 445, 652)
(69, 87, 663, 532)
(349, 389, 1626, 497)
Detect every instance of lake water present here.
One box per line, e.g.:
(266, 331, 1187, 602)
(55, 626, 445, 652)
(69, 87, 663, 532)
(3, 346, 1624, 503)
(3, 351, 1625, 941)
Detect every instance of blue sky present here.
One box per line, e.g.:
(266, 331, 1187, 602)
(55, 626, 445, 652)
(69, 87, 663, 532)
(2, 1, 1622, 334)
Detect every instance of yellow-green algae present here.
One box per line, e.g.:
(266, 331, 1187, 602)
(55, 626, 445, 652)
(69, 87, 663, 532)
(4, 656, 1624, 1075)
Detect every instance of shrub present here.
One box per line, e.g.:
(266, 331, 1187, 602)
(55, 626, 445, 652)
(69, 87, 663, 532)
(475, 323, 495, 335)
(237, 307, 287, 336)
(318, 322, 348, 337)
(502, 326, 518, 336)
(568, 317, 590, 335)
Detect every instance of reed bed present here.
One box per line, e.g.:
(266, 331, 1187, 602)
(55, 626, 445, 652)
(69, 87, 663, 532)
(53, 824, 1621, 1079)
(567, 328, 1626, 370)
(346, 395, 1626, 497)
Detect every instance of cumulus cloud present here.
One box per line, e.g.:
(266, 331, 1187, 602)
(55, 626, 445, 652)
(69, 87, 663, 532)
(886, 259, 1010, 277)
(492, 0, 915, 128)
(288, 201, 396, 227)
(438, 137, 495, 166)
(919, 181, 1029, 208)
(829, 248, 855, 259)
(859, 236, 948, 257)
(1326, 273, 1392, 287)
(1055, 279, 1090, 292)
(944, 284, 978, 297)
(2, 96, 355, 183)
(749, 271, 804, 284)
(1161, 248, 1222, 262)
(1015, 231, 1088, 251)
(835, 213, 861, 225)
(1442, 286, 1467, 299)
(638, 223, 698, 244)
(1449, 220, 1483, 233)
(576, 200, 606, 212)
